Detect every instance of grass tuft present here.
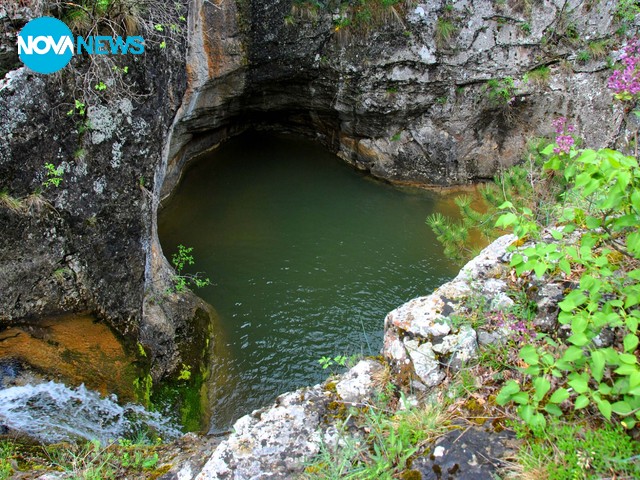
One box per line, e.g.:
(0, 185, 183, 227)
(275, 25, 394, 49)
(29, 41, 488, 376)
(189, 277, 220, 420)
(0, 190, 25, 214)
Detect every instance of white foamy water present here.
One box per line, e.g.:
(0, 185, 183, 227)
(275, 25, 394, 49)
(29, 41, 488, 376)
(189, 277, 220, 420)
(0, 381, 181, 443)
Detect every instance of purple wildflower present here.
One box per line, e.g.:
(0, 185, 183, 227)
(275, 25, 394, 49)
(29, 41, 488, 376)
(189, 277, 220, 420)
(608, 38, 640, 100)
(551, 117, 576, 154)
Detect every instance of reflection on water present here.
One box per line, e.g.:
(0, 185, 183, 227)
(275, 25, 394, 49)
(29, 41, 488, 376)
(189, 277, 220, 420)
(159, 132, 460, 432)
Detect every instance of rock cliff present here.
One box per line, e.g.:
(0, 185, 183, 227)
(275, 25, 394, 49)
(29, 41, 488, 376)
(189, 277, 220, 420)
(0, 0, 631, 378)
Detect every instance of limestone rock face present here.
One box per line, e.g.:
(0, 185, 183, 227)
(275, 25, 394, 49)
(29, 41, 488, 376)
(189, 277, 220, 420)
(194, 359, 383, 480)
(166, 0, 627, 191)
(383, 235, 516, 387)
(335, 359, 384, 404)
(0, 6, 201, 378)
(196, 387, 328, 479)
(0, 0, 633, 376)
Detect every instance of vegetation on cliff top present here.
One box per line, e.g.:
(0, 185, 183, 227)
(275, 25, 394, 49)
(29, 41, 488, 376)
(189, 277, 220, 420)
(422, 37, 640, 477)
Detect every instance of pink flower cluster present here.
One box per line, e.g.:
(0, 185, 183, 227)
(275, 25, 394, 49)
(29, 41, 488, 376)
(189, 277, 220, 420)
(608, 38, 640, 99)
(552, 117, 575, 155)
(490, 311, 537, 343)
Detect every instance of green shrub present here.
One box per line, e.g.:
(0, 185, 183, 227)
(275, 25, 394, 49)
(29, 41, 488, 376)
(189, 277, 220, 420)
(484, 77, 517, 107)
(169, 244, 211, 294)
(496, 139, 640, 430)
(513, 419, 640, 479)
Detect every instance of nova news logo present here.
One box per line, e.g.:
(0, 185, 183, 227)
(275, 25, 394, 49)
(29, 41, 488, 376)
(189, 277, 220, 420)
(18, 17, 144, 75)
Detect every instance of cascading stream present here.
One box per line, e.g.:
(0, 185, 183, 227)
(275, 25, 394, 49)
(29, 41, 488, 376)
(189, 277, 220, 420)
(0, 381, 181, 444)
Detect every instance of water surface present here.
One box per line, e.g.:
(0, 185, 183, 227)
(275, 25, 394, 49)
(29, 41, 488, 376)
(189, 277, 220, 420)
(158, 132, 459, 431)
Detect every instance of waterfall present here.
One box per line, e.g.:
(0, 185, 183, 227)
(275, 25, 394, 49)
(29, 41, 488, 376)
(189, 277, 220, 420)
(0, 381, 181, 444)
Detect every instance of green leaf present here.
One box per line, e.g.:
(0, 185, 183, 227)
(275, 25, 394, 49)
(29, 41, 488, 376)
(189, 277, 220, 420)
(541, 144, 555, 156)
(575, 395, 590, 409)
(615, 364, 638, 375)
(624, 334, 639, 353)
(567, 332, 590, 346)
(559, 259, 571, 275)
(520, 345, 539, 365)
(599, 382, 612, 395)
(533, 377, 551, 402)
(620, 353, 638, 365)
(531, 412, 546, 429)
(559, 291, 587, 312)
(548, 388, 570, 404)
(612, 401, 633, 416)
(585, 216, 601, 229)
(518, 404, 535, 425)
(632, 189, 640, 214)
(595, 398, 612, 420)
(510, 253, 524, 266)
(533, 261, 548, 278)
(622, 418, 637, 429)
(495, 212, 518, 228)
(496, 381, 520, 405)
(571, 316, 588, 334)
(562, 346, 584, 363)
(524, 365, 541, 376)
(544, 156, 562, 170)
(544, 403, 563, 416)
(577, 149, 597, 164)
(511, 391, 530, 405)
(628, 232, 640, 256)
(590, 350, 605, 383)
(568, 377, 589, 394)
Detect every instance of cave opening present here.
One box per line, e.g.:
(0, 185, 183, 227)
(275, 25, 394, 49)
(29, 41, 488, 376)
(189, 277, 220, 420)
(158, 130, 459, 432)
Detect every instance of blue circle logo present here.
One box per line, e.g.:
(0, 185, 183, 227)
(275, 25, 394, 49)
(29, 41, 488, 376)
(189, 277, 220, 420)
(18, 17, 74, 74)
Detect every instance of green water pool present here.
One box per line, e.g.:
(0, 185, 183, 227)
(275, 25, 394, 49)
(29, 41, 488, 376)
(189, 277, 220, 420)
(158, 132, 459, 431)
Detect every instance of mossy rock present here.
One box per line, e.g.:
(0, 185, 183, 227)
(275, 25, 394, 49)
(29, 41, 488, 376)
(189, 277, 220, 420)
(400, 469, 422, 480)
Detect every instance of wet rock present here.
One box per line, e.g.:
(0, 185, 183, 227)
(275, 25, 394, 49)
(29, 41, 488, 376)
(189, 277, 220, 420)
(0, 359, 20, 388)
(411, 423, 518, 480)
